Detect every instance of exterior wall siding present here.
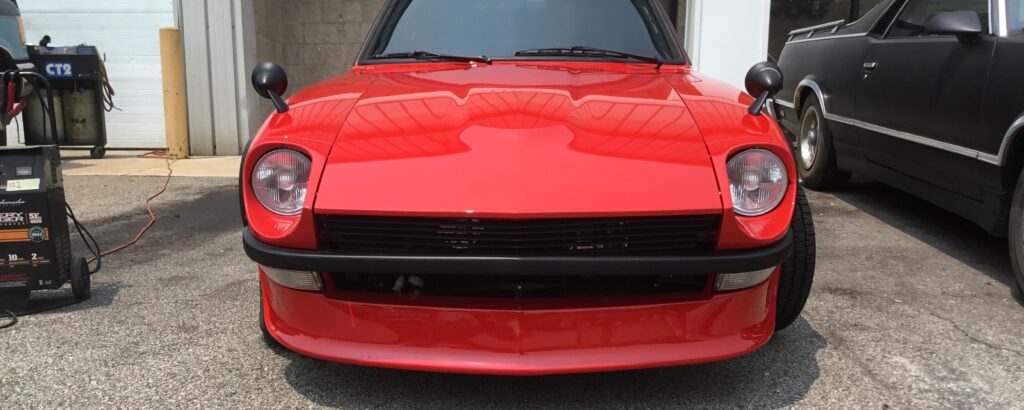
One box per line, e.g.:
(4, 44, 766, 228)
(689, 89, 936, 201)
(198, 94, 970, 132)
(180, 0, 258, 156)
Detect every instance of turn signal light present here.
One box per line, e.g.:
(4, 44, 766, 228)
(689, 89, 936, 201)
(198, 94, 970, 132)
(261, 265, 323, 292)
(714, 267, 776, 291)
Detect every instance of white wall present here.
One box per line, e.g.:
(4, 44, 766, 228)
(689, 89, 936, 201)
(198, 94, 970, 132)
(685, 0, 771, 90)
(19, 0, 175, 149)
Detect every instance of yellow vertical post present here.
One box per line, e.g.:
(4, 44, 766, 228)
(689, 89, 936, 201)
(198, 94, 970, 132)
(160, 27, 189, 159)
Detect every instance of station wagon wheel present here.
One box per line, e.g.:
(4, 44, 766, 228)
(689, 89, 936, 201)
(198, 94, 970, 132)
(798, 110, 819, 170)
(1007, 168, 1024, 296)
(797, 95, 850, 190)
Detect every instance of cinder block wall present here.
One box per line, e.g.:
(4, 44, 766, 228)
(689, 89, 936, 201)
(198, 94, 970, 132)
(253, 0, 385, 113)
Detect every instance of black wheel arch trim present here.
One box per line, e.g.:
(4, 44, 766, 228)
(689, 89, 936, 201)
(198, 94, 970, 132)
(242, 228, 794, 277)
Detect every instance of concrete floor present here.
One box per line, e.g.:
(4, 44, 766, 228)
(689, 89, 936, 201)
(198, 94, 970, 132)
(59, 150, 241, 177)
(1, 175, 1022, 409)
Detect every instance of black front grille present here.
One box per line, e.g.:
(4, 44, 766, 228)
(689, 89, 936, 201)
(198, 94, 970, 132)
(317, 215, 720, 256)
(329, 272, 710, 299)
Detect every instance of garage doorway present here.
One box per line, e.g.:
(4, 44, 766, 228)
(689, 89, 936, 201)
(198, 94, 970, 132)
(19, 1, 176, 149)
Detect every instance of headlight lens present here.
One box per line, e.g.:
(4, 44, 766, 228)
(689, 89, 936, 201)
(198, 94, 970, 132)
(252, 149, 311, 215)
(727, 149, 788, 216)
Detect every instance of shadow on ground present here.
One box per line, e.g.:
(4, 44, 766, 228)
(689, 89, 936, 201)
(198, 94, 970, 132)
(22, 282, 122, 315)
(69, 186, 241, 262)
(829, 178, 1019, 299)
(18, 184, 240, 316)
(272, 318, 825, 409)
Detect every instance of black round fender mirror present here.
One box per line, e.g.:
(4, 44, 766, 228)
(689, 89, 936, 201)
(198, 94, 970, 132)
(744, 62, 783, 116)
(252, 62, 290, 113)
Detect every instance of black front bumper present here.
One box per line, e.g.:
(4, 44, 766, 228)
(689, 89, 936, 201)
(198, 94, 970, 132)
(243, 228, 793, 276)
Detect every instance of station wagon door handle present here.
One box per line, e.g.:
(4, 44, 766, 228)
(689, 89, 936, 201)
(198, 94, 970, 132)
(863, 62, 879, 70)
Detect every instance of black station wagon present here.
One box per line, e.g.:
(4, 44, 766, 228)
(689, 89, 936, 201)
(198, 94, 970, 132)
(774, 0, 1024, 293)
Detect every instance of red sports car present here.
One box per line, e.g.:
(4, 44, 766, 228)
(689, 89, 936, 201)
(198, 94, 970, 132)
(242, 0, 814, 375)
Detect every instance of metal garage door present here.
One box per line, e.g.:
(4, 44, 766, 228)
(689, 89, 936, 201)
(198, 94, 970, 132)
(19, 0, 174, 149)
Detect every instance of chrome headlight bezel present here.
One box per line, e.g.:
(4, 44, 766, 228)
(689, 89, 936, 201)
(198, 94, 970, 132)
(727, 149, 789, 217)
(251, 149, 312, 216)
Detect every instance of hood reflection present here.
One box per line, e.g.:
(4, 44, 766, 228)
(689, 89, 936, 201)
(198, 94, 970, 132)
(330, 65, 705, 165)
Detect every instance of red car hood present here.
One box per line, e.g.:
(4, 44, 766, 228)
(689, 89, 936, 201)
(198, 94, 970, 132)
(314, 64, 722, 218)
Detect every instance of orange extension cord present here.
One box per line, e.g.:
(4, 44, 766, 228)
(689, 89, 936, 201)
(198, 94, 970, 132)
(86, 150, 175, 265)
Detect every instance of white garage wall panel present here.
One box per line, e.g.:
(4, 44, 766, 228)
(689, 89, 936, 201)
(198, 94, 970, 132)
(685, 0, 771, 90)
(20, 0, 175, 149)
(179, 0, 258, 156)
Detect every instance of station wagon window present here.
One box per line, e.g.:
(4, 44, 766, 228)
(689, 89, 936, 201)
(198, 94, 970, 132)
(888, 0, 989, 37)
(365, 0, 682, 63)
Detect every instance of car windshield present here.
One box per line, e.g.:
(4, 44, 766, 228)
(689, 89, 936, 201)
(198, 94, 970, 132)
(366, 0, 682, 63)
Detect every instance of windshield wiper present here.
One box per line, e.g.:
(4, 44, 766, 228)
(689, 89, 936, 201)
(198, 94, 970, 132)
(514, 45, 662, 68)
(372, 50, 493, 65)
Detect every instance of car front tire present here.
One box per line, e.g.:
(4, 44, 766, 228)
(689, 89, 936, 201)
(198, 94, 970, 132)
(775, 186, 816, 331)
(259, 287, 282, 347)
(797, 95, 850, 190)
(1007, 168, 1024, 295)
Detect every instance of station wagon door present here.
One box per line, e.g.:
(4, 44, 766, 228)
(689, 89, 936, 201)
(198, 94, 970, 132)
(854, 0, 995, 192)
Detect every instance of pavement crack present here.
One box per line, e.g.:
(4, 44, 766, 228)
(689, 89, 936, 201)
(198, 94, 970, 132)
(927, 311, 1024, 359)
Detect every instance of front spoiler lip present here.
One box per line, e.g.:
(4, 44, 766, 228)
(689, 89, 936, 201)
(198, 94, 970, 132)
(243, 228, 792, 276)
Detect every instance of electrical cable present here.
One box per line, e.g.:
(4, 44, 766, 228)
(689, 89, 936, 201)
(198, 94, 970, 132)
(84, 152, 173, 268)
(0, 309, 16, 330)
(67, 202, 102, 274)
(34, 86, 49, 144)
(98, 55, 119, 112)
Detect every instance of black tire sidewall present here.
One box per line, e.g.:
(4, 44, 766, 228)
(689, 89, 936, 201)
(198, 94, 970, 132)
(258, 284, 282, 347)
(70, 257, 91, 300)
(1007, 169, 1024, 294)
(775, 186, 816, 331)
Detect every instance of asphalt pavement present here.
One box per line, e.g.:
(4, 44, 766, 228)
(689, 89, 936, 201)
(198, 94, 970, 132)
(1, 175, 1022, 409)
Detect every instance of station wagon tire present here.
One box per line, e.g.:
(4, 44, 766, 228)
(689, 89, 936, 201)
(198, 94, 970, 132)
(775, 186, 815, 331)
(797, 95, 850, 190)
(1007, 168, 1024, 295)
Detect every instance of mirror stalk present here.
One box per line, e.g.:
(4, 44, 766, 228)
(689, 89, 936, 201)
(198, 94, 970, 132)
(748, 91, 770, 116)
(268, 91, 289, 113)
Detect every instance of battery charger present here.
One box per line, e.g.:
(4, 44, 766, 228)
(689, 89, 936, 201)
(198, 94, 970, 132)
(0, 146, 90, 313)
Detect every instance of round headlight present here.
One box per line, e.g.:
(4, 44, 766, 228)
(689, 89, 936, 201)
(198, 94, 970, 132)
(252, 149, 311, 216)
(727, 149, 789, 216)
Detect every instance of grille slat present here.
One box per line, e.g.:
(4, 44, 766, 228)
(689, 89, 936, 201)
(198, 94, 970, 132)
(319, 222, 716, 237)
(329, 216, 719, 230)
(318, 215, 720, 256)
(323, 230, 711, 243)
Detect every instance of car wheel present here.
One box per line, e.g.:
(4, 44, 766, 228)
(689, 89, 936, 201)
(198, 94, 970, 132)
(797, 95, 850, 190)
(259, 289, 282, 347)
(775, 186, 816, 331)
(1007, 168, 1024, 295)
